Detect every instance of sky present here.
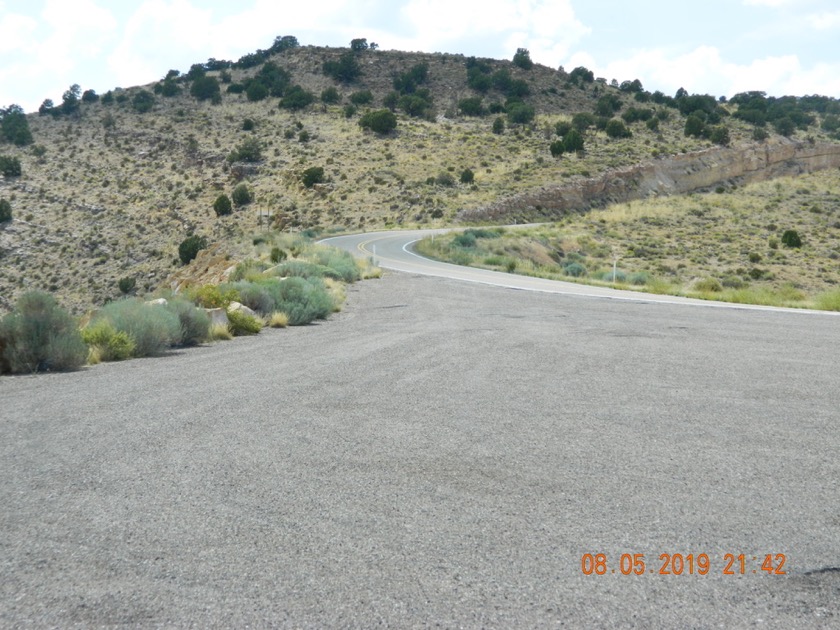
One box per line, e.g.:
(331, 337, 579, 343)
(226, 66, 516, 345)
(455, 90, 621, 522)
(2, 0, 840, 113)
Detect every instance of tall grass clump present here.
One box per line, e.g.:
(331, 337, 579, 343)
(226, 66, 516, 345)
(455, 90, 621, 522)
(95, 299, 181, 357)
(165, 298, 210, 346)
(268, 312, 289, 328)
(815, 289, 840, 311)
(0, 291, 87, 373)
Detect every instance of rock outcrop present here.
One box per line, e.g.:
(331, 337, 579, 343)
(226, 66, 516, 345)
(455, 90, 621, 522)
(458, 138, 840, 223)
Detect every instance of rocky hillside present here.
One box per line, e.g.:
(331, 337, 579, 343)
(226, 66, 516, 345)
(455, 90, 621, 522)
(461, 138, 840, 222)
(1, 41, 839, 313)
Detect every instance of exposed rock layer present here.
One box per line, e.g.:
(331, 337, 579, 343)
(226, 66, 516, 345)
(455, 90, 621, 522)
(459, 139, 840, 222)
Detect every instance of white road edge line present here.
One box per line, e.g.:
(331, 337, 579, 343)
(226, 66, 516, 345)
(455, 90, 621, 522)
(323, 232, 840, 316)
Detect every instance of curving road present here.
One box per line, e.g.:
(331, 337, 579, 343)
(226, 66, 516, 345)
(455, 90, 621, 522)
(2, 231, 839, 627)
(321, 228, 840, 316)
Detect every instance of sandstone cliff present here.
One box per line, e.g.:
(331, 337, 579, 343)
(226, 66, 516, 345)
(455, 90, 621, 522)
(458, 138, 840, 222)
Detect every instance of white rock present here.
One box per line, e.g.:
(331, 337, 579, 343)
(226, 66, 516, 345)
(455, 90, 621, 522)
(205, 308, 229, 327)
(227, 301, 258, 319)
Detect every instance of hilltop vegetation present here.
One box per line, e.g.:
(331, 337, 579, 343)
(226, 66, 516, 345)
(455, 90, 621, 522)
(1, 36, 840, 314)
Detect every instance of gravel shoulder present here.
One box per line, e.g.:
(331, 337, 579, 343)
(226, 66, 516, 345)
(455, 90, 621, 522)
(2, 271, 839, 628)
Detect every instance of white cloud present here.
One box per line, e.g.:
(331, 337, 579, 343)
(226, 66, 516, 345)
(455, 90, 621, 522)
(107, 0, 215, 87)
(575, 45, 839, 98)
(743, 0, 796, 6)
(0, 0, 117, 107)
(0, 12, 38, 54)
(399, 0, 589, 62)
(806, 11, 840, 30)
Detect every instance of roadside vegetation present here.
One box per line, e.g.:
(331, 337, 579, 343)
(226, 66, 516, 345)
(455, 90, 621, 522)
(0, 234, 380, 374)
(416, 169, 840, 311)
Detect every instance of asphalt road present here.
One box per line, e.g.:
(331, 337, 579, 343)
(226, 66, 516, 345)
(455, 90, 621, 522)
(2, 250, 839, 627)
(321, 228, 840, 315)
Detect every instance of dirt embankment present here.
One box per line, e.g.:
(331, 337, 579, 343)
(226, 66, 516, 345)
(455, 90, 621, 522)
(458, 138, 840, 222)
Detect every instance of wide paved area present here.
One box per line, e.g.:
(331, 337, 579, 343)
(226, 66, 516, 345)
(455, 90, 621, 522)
(2, 272, 839, 627)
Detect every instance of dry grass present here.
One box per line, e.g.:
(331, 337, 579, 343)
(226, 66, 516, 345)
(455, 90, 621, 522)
(209, 323, 233, 340)
(267, 311, 289, 327)
(418, 169, 840, 309)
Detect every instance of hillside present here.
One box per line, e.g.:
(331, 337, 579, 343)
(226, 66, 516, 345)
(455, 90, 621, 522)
(1, 40, 840, 314)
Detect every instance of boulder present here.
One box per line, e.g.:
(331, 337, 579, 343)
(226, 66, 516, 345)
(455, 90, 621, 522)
(205, 308, 229, 328)
(227, 301, 258, 319)
(146, 298, 168, 306)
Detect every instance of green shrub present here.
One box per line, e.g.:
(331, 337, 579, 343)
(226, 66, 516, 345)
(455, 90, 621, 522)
(280, 85, 315, 110)
(435, 172, 455, 187)
(555, 121, 572, 137)
(549, 140, 565, 157)
(190, 76, 221, 101)
(118, 276, 136, 294)
(228, 137, 262, 163)
(229, 259, 270, 282)
(453, 232, 477, 248)
(563, 129, 585, 152)
(96, 299, 181, 357)
(323, 52, 362, 83)
(605, 119, 632, 138)
(213, 194, 233, 216)
(232, 183, 253, 206)
(464, 228, 500, 239)
(1, 104, 33, 146)
(188, 284, 239, 308)
(359, 109, 397, 134)
(458, 97, 485, 116)
(506, 101, 535, 124)
(563, 262, 587, 277)
(227, 309, 262, 335)
(492, 117, 505, 134)
(132, 90, 155, 113)
(302, 166, 325, 188)
(242, 118, 255, 131)
(349, 90, 373, 105)
(512, 48, 533, 70)
(179, 235, 207, 264)
(321, 87, 341, 104)
(0, 155, 22, 177)
(781, 229, 802, 248)
(270, 247, 287, 263)
(600, 269, 627, 283)
(273, 260, 332, 280)
(628, 272, 650, 286)
(0, 291, 86, 373)
(694, 277, 723, 292)
(309, 246, 361, 282)
(269, 277, 334, 325)
(165, 298, 210, 346)
(722, 275, 749, 289)
(0, 198, 11, 222)
(460, 168, 475, 184)
(232, 282, 276, 314)
(81, 320, 135, 361)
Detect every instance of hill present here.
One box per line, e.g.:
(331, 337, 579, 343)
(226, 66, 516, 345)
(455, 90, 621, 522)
(1, 38, 840, 313)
